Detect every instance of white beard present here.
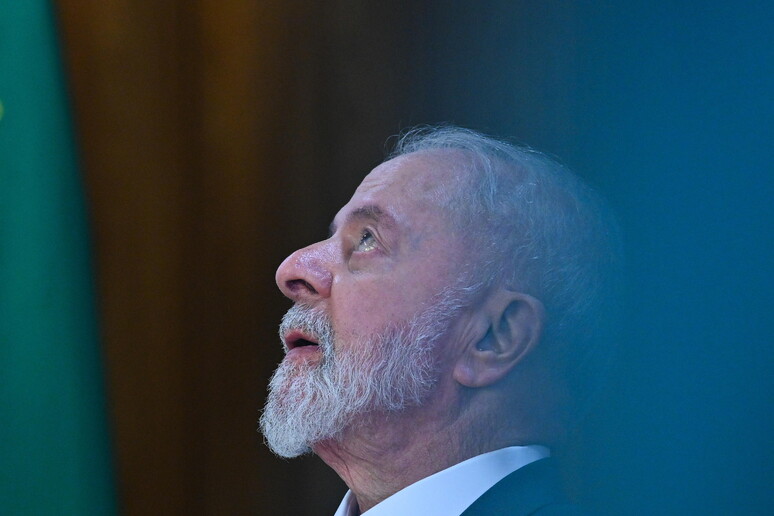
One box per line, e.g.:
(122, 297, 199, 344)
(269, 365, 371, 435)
(260, 288, 467, 458)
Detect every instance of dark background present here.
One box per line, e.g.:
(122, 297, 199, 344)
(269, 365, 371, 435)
(57, 1, 771, 514)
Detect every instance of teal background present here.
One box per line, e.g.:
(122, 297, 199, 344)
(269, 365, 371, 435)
(408, 2, 773, 513)
(274, 2, 773, 510)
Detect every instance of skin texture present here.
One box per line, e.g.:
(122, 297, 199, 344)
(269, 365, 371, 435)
(274, 151, 548, 512)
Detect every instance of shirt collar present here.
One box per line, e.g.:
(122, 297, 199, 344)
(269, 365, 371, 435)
(332, 445, 550, 516)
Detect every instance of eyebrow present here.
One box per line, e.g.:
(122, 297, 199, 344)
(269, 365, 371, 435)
(329, 205, 395, 236)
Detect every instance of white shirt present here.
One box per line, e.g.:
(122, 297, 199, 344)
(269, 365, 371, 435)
(332, 445, 550, 516)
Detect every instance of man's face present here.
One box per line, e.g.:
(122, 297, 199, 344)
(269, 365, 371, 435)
(261, 152, 471, 456)
(277, 151, 468, 359)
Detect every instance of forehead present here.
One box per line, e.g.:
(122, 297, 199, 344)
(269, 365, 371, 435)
(355, 151, 465, 202)
(334, 151, 473, 284)
(331, 151, 466, 240)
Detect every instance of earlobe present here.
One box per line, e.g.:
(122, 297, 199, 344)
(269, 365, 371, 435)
(453, 289, 545, 388)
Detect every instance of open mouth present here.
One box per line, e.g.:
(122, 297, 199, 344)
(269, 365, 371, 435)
(283, 329, 321, 352)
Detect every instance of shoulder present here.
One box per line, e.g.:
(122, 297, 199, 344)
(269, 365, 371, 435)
(461, 458, 593, 516)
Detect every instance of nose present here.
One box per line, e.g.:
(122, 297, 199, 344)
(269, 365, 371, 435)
(275, 240, 334, 303)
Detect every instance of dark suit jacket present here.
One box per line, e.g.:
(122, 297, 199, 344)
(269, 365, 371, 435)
(460, 458, 589, 516)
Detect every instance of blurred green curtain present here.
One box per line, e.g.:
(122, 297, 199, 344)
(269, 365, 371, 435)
(0, 1, 117, 514)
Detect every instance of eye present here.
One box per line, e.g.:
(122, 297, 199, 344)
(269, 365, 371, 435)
(356, 229, 378, 252)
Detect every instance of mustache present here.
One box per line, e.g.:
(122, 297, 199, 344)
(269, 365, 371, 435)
(279, 304, 334, 354)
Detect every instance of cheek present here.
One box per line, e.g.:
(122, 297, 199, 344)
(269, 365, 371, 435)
(332, 300, 388, 343)
(330, 252, 460, 338)
(333, 288, 420, 340)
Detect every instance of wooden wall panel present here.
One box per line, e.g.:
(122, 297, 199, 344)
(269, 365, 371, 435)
(58, 2, 194, 513)
(56, 1, 324, 514)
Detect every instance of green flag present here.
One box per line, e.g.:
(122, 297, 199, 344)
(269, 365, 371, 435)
(0, 1, 117, 514)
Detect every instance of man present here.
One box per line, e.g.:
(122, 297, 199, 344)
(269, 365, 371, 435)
(261, 126, 622, 515)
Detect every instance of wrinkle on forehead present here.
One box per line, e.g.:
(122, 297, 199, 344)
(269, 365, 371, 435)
(337, 150, 483, 254)
(335, 151, 471, 256)
(358, 150, 469, 206)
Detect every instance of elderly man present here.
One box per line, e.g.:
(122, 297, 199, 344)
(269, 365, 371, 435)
(260, 126, 621, 515)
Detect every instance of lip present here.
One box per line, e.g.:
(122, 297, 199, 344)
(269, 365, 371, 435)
(285, 345, 322, 361)
(283, 329, 321, 352)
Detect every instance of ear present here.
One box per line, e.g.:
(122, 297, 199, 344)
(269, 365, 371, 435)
(453, 289, 545, 388)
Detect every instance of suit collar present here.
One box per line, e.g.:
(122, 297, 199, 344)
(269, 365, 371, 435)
(461, 458, 569, 516)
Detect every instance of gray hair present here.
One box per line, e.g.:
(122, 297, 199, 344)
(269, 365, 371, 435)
(389, 125, 624, 415)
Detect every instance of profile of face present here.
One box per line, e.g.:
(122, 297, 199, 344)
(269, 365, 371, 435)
(261, 152, 472, 457)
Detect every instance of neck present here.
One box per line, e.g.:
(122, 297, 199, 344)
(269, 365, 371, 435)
(313, 389, 517, 513)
